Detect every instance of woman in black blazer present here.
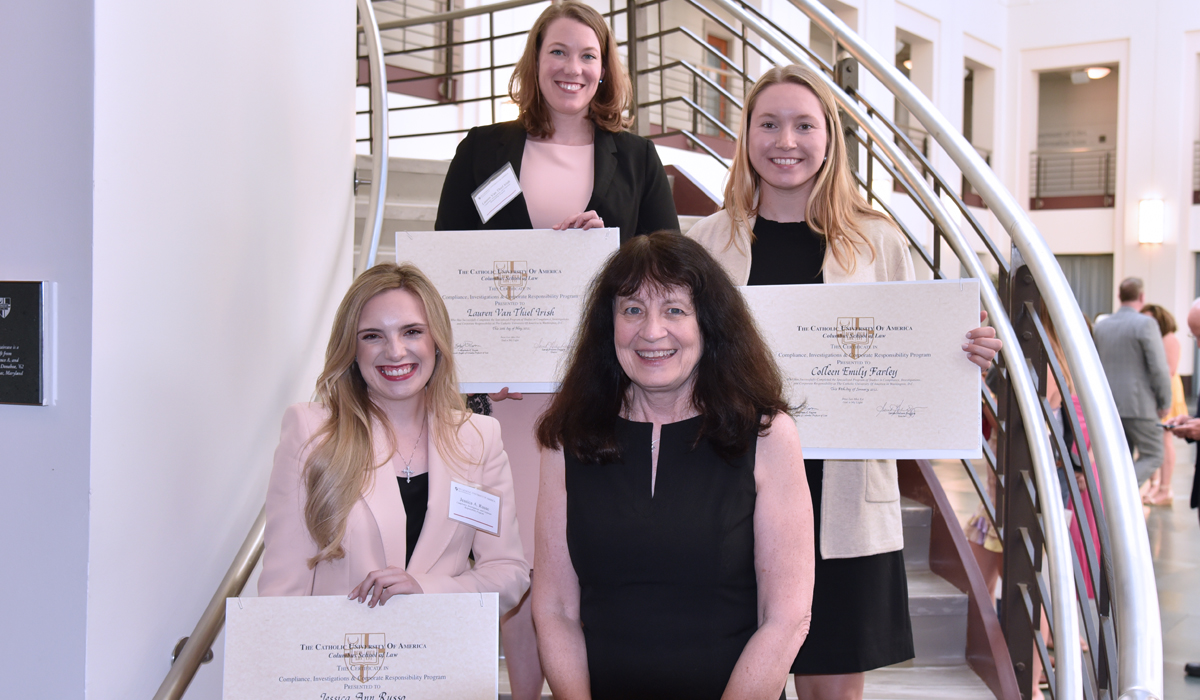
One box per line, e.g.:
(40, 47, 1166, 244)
(433, 4, 677, 698)
(433, 2, 678, 242)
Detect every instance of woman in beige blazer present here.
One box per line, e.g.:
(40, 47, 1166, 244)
(259, 263, 530, 616)
(687, 65, 999, 700)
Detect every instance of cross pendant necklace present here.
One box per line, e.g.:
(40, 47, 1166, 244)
(398, 419, 427, 484)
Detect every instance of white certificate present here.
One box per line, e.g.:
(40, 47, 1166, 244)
(224, 593, 498, 700)
(397, 228, 619, 392)
(741, 279, 982, 460)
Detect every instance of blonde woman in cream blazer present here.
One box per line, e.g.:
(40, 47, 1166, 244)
(688, 65, 999, 700)
(688, 212, 913, 560)
(259, 403, 530, 612)
(258, 263, 529, 617)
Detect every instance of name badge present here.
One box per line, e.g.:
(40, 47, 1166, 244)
(448, 481, 501, 535)
(470, 162, 522, 224)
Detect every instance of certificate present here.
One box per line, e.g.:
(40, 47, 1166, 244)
(397, 228, 619, 392)
(224, 593, 498, 700)
(740, 279, 982, 460)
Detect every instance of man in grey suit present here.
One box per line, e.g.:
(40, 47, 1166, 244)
(1092, 277, 1173, 484)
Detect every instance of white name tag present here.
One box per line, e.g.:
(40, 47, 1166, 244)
(448, 481, 501, 535)
(470, 162, 522, 224)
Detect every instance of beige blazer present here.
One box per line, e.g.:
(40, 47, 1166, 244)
(258, 403, 531, 614)
(687, 211, 916, 559)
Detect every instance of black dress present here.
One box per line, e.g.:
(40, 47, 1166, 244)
(749, 217, 915, 675)
(565, 416, 758, 700)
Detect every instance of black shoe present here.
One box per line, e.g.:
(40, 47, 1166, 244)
(1186, 662, 1200, 678)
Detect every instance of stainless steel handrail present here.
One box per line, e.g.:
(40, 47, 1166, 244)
(356, 0, 389, 276)
(152, 508, 266, 700)
(791, 1, 1162, 698)
(700, 3, 1081, 698)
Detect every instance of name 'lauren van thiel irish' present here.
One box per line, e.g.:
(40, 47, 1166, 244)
(465, 307, 557, 318)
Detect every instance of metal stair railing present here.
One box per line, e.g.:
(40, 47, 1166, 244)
(792, 3, 1161, 699)
(639, 0, 1154, 695)
(686, 6, 1078, 699)
(356, 0, 390, 275)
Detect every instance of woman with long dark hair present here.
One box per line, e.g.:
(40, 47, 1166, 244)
(533, 232, 813, 699)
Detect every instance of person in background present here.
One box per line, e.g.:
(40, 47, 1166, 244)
(1092, 277, 1172, 486)
(686, 64, 1000, 700)
(1140, 303, 1185, 506)
(533, 232, 813, 699)
(258, 264, 529, 620)
(1166, 297, 1200, 679)
(432, 3, 679, 694)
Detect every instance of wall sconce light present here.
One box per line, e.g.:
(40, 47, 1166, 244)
(1085, 66, 1111, 80)
(1138, 199, 1164, 244)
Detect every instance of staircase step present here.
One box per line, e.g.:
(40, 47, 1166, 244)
(679, 214, 703, 234)
(907, 569, 969, 665)
(497, 660, 994, 699)
(857, 662, 995, 700)
(355, 154, 450, 205)
(901, 496, 931, 570)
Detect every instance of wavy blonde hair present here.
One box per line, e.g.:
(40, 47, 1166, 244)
(509, 0, 633, 138)
(724, 64, 888, 274)
(303, 263, 474, 566)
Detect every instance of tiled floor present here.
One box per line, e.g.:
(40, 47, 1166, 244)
(934, 435, 1200, 699)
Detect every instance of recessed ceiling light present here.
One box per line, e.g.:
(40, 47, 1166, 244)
(903, 59, 913, 70)
(1086, 66, 1111, 80)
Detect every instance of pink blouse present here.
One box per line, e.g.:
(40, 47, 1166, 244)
(520, 139, 594, 229)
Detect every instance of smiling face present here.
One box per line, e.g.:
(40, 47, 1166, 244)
(614, 285, 704, 401)
(536, 18, 604, 124)
(747, 82, 830, 210)
(356, 288, 437, 410)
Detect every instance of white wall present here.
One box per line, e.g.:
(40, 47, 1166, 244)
(87, 1, 356, 697)
(0, 1, 94, 696)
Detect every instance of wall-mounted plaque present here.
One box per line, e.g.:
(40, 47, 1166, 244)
(0, 281, 45, 406)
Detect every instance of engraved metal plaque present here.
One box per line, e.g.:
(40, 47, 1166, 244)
(0, 281, 45, 406)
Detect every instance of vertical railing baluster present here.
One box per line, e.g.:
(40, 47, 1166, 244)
(489, 11, 495, 125)
(998, 251, 1049, 700)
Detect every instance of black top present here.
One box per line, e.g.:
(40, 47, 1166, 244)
(746, 218, 824, 286)
(434, 121, 680, 243)
(747, 217, 916, 674)
(565, 416, 758, 700)
(396, 474, 429, 568)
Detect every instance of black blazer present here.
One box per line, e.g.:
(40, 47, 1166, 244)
(434, 121, 679, 242)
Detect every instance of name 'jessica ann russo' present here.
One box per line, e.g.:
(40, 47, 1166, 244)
(811, 364, 899, 378)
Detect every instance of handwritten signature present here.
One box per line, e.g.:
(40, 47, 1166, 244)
(875, 400, 925, 418)
(455, 341, 483, 352)
(535, 339, 568, 352)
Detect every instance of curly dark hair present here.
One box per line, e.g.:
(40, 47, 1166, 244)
(536, 231, 789, 463)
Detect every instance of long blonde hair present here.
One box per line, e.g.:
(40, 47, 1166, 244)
(303, 263, 473, 566)
(724, 64, 888, 274)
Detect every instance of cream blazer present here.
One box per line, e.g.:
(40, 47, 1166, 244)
(258, 403, 531, 614)
(687, 211, 916, 559)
